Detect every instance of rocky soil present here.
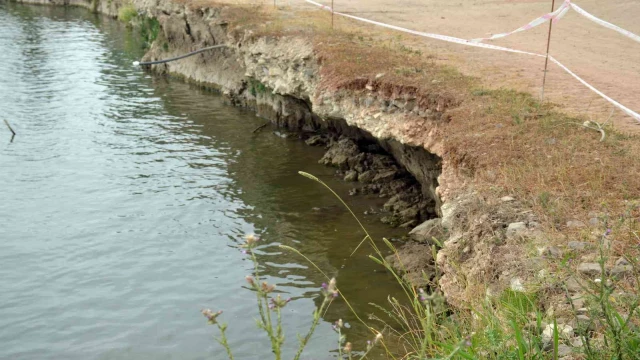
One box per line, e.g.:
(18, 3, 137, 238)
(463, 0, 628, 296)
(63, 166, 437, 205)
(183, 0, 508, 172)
(306, 134, 436, 228)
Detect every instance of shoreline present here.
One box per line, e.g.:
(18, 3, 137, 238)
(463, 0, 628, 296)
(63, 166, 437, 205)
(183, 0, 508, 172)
(14, 0, 640, 313)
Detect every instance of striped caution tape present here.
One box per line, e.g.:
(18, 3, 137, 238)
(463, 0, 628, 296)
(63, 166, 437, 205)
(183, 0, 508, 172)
(471, 0, 571, 43)
(471, 1, 640, 45)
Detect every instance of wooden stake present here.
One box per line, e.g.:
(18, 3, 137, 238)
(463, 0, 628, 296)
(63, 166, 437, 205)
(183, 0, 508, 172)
(331, 0, 334, 29)
(4, 119, 16, 136)
(541, 0, 556, 101)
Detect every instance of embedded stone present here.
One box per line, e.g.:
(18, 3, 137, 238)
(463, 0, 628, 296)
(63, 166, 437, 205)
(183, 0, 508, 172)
(571, 294, 585, 309)
(568, 241, 588, 250)
(268, 67, 283, 76)
(358, 170, 376, 184)
(564, 277, 582, 292)
(539, 246, 562, 258)
(571, 337, 584, 347)
(399, 207, 419, 222)
(609, 265, 632, 276)
(566, 220, 586, 228)
(372, 169, 397, 183)
(575, 315, 595, 332)
(305, 135, 327, 146)
(510, 278, 525, 292)
(409, 218, 445, 244)
(615, 257, 630, 266)
(343, 170, 358, 182)
(319, 138, 359, 169)
(577, 263, 601, 276)
(542, 323, 573, 341)
(557, 344, 572, 357)
(506, 222, 527, 239)
(576, 315, 591, 324)
(385, 242, 434, 287)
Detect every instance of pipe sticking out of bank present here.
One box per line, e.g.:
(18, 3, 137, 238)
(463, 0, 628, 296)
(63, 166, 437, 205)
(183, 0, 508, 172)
(133, 44, 228, 66)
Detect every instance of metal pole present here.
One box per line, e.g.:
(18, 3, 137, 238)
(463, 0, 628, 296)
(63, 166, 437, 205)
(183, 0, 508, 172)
(331, 0, 334, 29)
(541, 0, 556, 101)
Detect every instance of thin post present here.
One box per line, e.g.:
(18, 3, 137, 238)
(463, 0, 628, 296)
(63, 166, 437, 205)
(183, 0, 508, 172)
(331, 0, 334, 29)
(274, 0, 276, 8)
(541, 0, 556, 101)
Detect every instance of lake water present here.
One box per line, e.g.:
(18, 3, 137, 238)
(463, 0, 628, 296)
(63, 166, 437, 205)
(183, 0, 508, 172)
(0, 3, 405, 359)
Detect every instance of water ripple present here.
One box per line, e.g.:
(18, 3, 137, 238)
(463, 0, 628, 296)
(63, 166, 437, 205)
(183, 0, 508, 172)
(0, 3, 404, 360)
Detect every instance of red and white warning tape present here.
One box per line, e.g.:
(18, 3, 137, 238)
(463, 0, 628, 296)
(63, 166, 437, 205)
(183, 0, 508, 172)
(471, 0, 640, 46)
(301, 0, 640, 123)
(471, 0, 571, 43)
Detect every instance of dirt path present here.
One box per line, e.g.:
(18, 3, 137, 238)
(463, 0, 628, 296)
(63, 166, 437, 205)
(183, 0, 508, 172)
(277, 0, 640, 132)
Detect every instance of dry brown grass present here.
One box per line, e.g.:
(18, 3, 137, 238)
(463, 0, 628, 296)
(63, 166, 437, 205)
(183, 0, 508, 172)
(450, 89, 640, 235)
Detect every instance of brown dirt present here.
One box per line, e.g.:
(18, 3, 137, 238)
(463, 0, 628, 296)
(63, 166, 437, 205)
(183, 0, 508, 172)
(285, 0, 640, 133)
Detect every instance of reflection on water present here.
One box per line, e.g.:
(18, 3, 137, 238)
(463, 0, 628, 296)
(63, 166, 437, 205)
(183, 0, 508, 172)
(0, 3, 405, 359)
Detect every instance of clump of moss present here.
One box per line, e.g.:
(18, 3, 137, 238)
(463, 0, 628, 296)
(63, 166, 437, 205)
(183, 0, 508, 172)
(249, 79, 268, 97)
(117, 4, 137, 23)
(117, 4, 160, 49)
(138, 16, 161, 48)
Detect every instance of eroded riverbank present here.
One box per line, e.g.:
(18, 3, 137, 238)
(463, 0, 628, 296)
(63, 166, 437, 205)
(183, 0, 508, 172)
(8, 0, 640, 358)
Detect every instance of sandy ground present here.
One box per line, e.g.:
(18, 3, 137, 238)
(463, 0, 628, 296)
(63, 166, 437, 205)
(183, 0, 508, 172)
(264, 0, 640, 132)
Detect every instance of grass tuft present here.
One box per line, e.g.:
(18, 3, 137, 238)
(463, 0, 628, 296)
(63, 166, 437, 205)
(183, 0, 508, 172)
(117, 3, 137, 23)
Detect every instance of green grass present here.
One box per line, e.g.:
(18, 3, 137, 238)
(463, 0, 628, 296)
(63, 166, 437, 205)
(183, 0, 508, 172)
(118, 4, 160, 49)
(249, 79, 268, 97)
(139, 16, 161, 47)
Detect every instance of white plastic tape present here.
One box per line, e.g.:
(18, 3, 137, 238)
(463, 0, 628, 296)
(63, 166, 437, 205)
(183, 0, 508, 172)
(570, 3, 640, 44)
(302, 0, 640, 123)
(472, 0, 570, 43)
(304, 0, 332, 11)
(302, 0, 544, 57)
(549, 56, 640, 122)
